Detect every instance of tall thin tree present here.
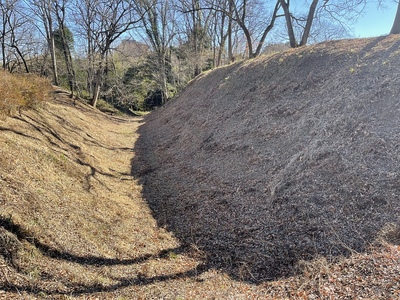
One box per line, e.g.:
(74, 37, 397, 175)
(31, 0, 59, 85)
(139, 0, 176, 103)
(54, 0, 76, 97)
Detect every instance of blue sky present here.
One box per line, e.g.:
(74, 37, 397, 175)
(353, 1, 398, 37)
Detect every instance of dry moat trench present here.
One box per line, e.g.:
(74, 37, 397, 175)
(0, 38, 399, 298)
(132, 35, 400, 283)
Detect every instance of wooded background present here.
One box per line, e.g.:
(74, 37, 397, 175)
(0, 0, 397, 110)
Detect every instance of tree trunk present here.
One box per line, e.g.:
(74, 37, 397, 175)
(58, 28, 76, 97)
(242, 26, 254, 58)
(12, 45, 29, 73)
(49, 34, 59, 85)
(1, 16, 6, 70)
(87, 38, 94, 98)
(42, 3, 59, 85)
(391, 2, 400, 34)
(217, 32, 228, 66)
(55, 3, 76, 98)
(63, 42, 76, 97)
(279, 0, 297, 48)
(228, 0, 233, 62)
(159, 54, 169, 104)
(91, 66, 103, 107)
(299, 0, 319, 46)
(1, 41, 6, 71)
(254, 0, 280, 57)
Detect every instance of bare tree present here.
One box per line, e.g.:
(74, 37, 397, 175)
(205, 0, 234, 66)
(179, 0, 213, 75)
(280, 0, 322, 47)
(74, 0, 97, 98)
(54, 0, 76, 97)
(74, 0, 143, 107)
(279, 0, 296, 47)
(29, 0, 59, 84)
(210, 5, 226, 66)
(0, 0, 15, 70)
(217, 0, 281, 58)
(0, 0, 32, 72)
(138, 0, 176, 103)
(280, 0, 365, 48)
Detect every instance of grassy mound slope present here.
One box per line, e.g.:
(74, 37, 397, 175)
(134, 35, 400, 283)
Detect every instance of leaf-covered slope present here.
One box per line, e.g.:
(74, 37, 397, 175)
(134, 36, 400, 282)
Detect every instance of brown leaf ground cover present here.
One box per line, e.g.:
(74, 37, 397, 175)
(0, 35, 399, 299)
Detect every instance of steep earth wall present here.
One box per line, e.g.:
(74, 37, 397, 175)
(133, 35, 400, 282)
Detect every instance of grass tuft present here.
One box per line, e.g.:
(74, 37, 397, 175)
(0, 72, 53, 118)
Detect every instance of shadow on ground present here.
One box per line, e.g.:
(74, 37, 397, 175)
(0, 198, 208, 297)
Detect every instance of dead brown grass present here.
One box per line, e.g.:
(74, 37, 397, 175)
(0, 90, 185, 298)
(1, 36, 400, 299)
(0, 72, 53, 118)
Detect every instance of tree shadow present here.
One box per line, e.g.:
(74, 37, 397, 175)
(1, 264, 208, 296)
(12, 114, 80, 154)
(7, 112, 133, 192)
(0, 214, 209, 296)
(360, 35, 400, 60)
(46, 109, 138, 152)
(0, 126, 42, 142)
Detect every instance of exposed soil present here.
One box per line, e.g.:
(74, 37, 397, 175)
(0, 36, 400, 299)
(133, 35, 400, 283)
